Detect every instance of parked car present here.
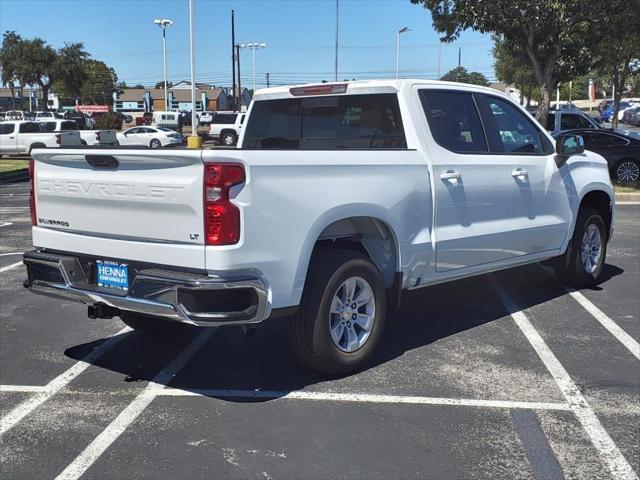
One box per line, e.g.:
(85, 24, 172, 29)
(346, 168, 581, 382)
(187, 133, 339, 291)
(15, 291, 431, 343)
(209, 111, 246, 145)
(0, 120, 81, 155)
(601, 101, 635, 123)
(5, 110, 25, 121)
(616, 102, 640, 122)
(545, 109, 601, 133)
(38, 119, 118, 146)
(23, 80, 615, 375)
(34, 111, 63, 121)
(151, 111, 180, 131)
(135, 112, 153, 126)
(554, 128, 640, 183)
(598, 99, 614, 114)
(626, 108, 640, 126)
(63, 111, 94, 130)
(116, 126, 183, 148)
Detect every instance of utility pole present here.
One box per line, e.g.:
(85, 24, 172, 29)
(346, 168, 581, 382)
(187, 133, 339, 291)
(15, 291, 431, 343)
(236, 44, 242, 110)
(231, 10, 236, 111)
(266, 72, 270, 88)
(334, 0, 339, 82)
(456, 47, 461, 82)
(437, 43, 442, 79)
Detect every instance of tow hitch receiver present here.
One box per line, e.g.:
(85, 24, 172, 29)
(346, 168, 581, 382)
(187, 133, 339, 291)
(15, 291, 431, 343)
(88, 304, 119, 319)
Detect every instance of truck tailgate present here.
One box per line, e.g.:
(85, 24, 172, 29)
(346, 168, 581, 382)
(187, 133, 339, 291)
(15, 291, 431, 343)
(31, 148, 205, 268)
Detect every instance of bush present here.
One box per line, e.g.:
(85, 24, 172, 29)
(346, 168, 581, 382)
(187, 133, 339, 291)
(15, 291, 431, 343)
(95, 112, 118, 129)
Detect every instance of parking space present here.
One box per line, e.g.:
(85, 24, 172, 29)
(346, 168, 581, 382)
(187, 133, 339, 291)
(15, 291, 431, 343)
(1, 179, 638, 479)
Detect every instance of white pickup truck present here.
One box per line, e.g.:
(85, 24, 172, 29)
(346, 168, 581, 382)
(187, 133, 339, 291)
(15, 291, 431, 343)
(38, 120, 118, 147)
(23, 80, 614, 375)
(0, 120, 82, 155)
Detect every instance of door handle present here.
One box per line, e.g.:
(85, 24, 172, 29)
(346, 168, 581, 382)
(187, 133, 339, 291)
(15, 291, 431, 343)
(511, 169, 528, 178)
(440, 171, 461, 181)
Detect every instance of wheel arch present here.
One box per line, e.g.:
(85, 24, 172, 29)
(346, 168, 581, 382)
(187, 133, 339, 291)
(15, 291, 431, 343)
(293, 205, 402, 306)
(578, 189, 614, 241)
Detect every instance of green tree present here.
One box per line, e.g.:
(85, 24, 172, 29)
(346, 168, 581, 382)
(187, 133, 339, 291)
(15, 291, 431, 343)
(591, 0, 640, 127)
(0, 31, 23, 108)
(493, 36, 537, 106)
(79, 59, 118, 104)
(410, 0, 607, 122)
(155, 80, 172, 89)
(440, 66, 489, 86)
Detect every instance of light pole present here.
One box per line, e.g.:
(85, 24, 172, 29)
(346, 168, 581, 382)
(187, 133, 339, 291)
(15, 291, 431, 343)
(396, 27, 410, 79)
(187, 0, 199, 146)
(240, 43, 267, 93)
(153, 18, 173, 111)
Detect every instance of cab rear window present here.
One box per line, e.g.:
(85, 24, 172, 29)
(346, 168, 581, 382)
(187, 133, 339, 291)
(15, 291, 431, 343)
(243, 93, 406, 150)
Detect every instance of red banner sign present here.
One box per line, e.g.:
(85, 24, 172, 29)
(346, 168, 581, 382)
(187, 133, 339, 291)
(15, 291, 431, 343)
(76, 105, 109, 113)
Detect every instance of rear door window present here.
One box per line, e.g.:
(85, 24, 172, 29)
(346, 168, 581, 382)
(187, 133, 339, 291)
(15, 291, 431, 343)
(39, 122, 57, 132)
(419, 90, 487, 153)
(243, 99, 301, 149)
(213, 113, 237, 124)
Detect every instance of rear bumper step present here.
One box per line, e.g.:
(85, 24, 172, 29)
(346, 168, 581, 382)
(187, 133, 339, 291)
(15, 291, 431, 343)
(22, 250, 269, 327)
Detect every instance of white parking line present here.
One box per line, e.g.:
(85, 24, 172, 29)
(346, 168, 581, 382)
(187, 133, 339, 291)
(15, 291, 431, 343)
(490, 276, 638, 480)
(0, 327, 130, 437)
(0, 252, 23, 256)
(158, 388, 571, 411)
(540, 266, 640, 361)
(566, 289, 640, 361)
(55, 329, 216, 480)
(0, 261, 23, 273)
(616, 202, 640, 206)
(0, 385, 50, 393)
(0, 222, 13, 227)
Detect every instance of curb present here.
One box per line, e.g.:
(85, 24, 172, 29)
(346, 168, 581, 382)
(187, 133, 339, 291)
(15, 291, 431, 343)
(615, 192, 640, 202)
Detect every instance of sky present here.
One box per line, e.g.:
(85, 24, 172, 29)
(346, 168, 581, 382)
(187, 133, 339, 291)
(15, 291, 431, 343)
(0, 0, 495, 89)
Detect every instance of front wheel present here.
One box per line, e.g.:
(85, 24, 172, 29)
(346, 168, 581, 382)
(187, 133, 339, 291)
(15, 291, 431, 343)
(150, 139, 162, 149)
(615, 159, 640, 183)
(288, 249, 386, 376)
(553, 207, 607, 288)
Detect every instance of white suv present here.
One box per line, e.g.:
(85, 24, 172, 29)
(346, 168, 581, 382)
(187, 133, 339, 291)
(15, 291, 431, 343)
(208, 111, 246, 146)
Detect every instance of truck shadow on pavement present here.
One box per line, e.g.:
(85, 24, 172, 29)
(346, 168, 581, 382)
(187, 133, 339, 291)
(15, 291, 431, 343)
(64, 262, 623, 401)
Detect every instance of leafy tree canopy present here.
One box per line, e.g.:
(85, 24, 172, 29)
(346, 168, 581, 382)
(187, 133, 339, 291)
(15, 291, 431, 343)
(440, 66, 489, 86)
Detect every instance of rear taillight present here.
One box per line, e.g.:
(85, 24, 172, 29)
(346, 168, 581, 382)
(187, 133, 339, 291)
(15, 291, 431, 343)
(95, 131, 101, 142)
(55, 133, 61, 145)
(29, 159, 37, 226)
(204, 163, 245, 245)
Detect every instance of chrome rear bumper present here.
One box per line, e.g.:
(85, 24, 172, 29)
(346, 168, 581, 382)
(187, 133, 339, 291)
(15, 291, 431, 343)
(23, 250, 269, 327)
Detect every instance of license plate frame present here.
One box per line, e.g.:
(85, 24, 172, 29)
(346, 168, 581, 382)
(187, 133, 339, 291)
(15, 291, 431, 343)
(96, 260, 129, 291)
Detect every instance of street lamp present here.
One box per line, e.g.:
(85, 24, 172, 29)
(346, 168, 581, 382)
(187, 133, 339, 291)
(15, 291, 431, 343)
(240, 43, 267, 93)
(396, 27, 410, 79)
(153, 18, 173, 110)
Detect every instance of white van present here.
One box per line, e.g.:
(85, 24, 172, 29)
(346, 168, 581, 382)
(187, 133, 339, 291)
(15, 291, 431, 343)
(152, 111, 180, 131)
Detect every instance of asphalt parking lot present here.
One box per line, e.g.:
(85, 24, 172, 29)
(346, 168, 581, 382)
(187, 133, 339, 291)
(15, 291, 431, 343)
(0, 176, 638, 480)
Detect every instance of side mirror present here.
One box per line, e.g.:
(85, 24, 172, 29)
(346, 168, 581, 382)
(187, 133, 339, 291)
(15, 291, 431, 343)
(556, 134, 584, 157)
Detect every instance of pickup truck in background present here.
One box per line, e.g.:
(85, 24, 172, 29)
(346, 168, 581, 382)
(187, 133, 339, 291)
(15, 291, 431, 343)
(38, 120, 118, 146)
(23, 80, 614, 375)
(208, 111, 246, 146)
(0, 120, 82, 155)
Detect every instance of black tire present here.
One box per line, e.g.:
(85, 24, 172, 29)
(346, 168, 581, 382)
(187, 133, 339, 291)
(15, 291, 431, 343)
(80, 140, 87, 146)
(553, 207, 607, 288)
(615, 159, 640, 183)
(150, 139, 162, 149)
(120, 312, 182, 335)
(288, 249, 386, 376)
(221, 132, 237, 146)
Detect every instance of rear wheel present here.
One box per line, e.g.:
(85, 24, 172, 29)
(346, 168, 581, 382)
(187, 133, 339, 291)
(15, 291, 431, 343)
(150, 139, 162, 149)
(553, 207, 607, 288)
(288, 249, 386, 376)
(221, 132, 237, 146)
(615, 159, 640, 183)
